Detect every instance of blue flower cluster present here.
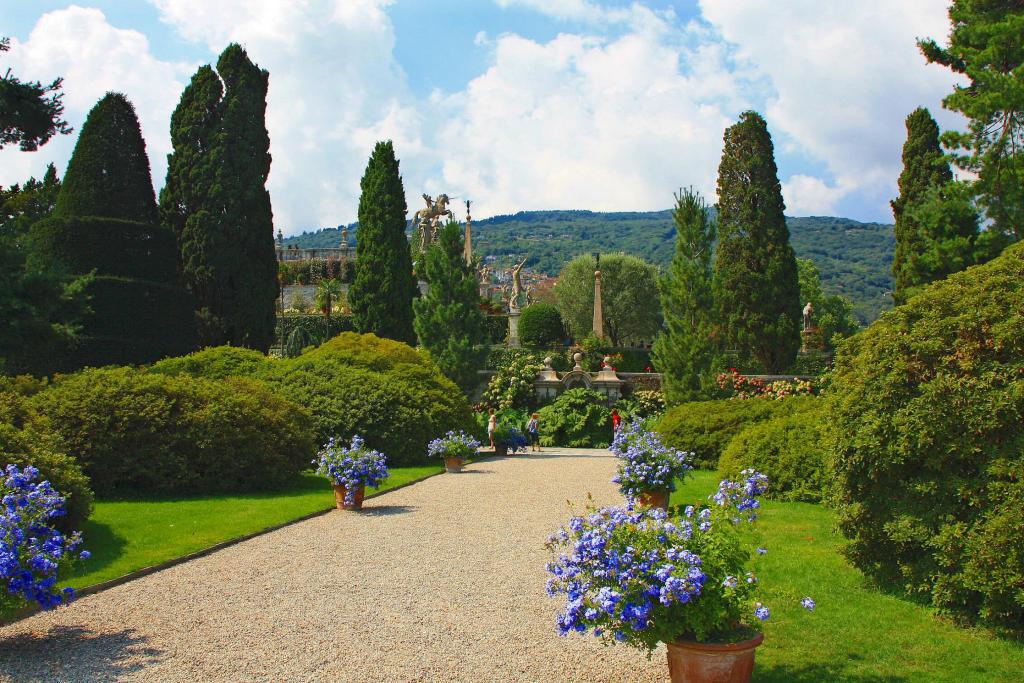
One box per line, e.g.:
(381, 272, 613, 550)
(610, 421, 692, 498)
(427, 431, 480, 460)
(712, 469, 769, 522)
(1, 464, 89, 610)
(499, 427, 528, 453)
(314, 435, 389, 505)
(545, 505, 706, 644)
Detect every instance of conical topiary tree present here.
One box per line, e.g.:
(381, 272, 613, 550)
(712, 111, 800, 374)
(29, 92, 196, 370)
(349, 140, 417, 344)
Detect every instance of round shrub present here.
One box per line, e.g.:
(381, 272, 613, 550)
(31, 367, 315, 496)
(537, 388, 611, 448)
(829, 242, 1024, 630)
(518, 303, 565, 348)
(656, 397, 816, 469)
(0, 390, 92, 531)
(718, 400, 828, 502)
(149, 346, 271, 380)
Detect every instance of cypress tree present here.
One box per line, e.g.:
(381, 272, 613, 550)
(349, 140, 417, 343)
(161, 46, 278, 351)
(413, 221, 488, 390)
(29, 92, 196, 370)
(712, 111, 800, 374)
(651, 187, 717, 405)
(891, 108, 954, 305)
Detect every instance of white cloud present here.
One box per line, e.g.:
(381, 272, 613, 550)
(782, 175, 849, 216)
(0, 7, 192, 200)
(698, 0, 964, 217)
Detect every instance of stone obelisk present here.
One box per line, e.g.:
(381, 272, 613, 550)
(464, 200, 473, 264)
(592, 254, 604, 340)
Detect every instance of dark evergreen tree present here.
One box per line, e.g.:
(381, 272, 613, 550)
(0, 37, 71, 151)
(350, 140, 417, 343)
(891, 108, 955, 304)
(652, 187, 717, 405)
(413, 221, 488, 390)
(161, 46, 278, 351)
(919, 1, 1024, 241)
(0, 163, 61, 239)
(29, 93, 196, 370)
(712, 111, 800, 374)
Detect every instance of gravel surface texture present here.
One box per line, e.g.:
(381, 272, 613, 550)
(0, 449, 669, 682)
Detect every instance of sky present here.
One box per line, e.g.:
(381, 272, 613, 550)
(1, 1, 963, 235)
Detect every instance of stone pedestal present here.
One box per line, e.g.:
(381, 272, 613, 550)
(801, 326, 824, 353)
(508, 309, 521, 348)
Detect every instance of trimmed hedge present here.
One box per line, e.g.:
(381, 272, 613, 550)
(538, 388, 612, 448)
(829, 242, 1024, 630)
(0, 389, 93, 531)
(718, 399, 828, 502)
(656, 397, 816, 469)
(149, 346, 271, 380)
(31, 367, 315, 496)
(519, 304, 565, 348)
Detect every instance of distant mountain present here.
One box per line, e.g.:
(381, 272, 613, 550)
(282, 209, 895, 323)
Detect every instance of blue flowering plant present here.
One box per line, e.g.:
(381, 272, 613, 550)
(1, 464, 90, 612)
(427, 431, 480, 461)
(546, 470, 811, 651)
(610, 421, 692, 499)
(314, 435, 389, 506)
(493, 425, 528, 454)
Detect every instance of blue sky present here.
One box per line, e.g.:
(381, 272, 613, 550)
(0, 1, 961, 234)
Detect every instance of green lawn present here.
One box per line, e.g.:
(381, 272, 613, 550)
(672, 471, 1024, 683)
(63, 465, 442, 590)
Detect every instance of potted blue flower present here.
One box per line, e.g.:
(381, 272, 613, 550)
(546, 471, 815, 683)
(610, 421, 692, 510)
(428, 431, 481, 473)
(1, 464, 90, 617)
(314, 435, 389, 510)
(493, 425, 528, 457)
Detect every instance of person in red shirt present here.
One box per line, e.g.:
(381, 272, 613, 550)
(611, 408, 621, 433)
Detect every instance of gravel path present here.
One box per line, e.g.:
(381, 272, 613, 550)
(0, 449, 668, 683)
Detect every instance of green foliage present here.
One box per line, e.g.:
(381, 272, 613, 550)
(149, 345, 271, 380)
(284, 327, 313, 358)
(714, 111, 801, 374)
(718, 399, 828, 502)
(278, 258, 354, 286)
(28, 93, 196, 371)
(537, 388, 611, 448)
(483, 314, 509, 344)
(797, 258, 858, 349)
(0, 163, 61, 238)
(919, 2, 1024, 241)
(555, 253, 661, 346)
(349, 141, 417, 344)
(656, 397, 815, 470)
(0, 388, 92, 531)
(482, 353, 543, 410)
(413, 222, 488, 390)
(275, 313, 354, 350)
(653, 187, 718, 404)
(31, 366, 314, 496)
(518, 303, 565, 348)
(0, 37, 72, 151)
(829, 242, 1024, 630)
(161, 46, 278, 352)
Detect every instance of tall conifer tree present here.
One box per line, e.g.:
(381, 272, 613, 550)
(712, 111, 800, 374)
(652, 187, 717, 405)
(349, 140, 417, 343)
(413, 221, 488, 390)
(161, 45, 277, 351)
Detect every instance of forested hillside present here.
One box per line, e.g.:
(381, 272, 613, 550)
(284, 210, 894, 323)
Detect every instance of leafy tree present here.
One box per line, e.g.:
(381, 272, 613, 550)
(712, 110, 801, 373)
(160, 45, 278, 352)
(652, 187, 717, 405)
(919, 2, 1024, 241)
(413, 221, 488, 390)
(350, 140, 417, 344)
(29, 93, 196, 371)
(796, 258, 858, 349)
(518, 303, 565, 348)
(0, 37, 71, 151)
(0, 164, 61, 238)
(555, 253, 661, 347)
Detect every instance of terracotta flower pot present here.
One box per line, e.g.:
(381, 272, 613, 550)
(665, 631, 764, 683)
(444, 456, 464, 473)
(638, 489, 670, 510)
(333, 483, 365, 510)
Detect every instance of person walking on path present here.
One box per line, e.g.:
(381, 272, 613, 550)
(487, 408, 498, 450)
(526, 413, 541, 453)
(611, 408, 621, 433)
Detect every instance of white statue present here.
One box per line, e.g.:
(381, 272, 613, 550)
(803, 301, 814, 331)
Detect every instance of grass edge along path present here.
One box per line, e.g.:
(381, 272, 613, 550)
(671, 471, 1023, 683)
